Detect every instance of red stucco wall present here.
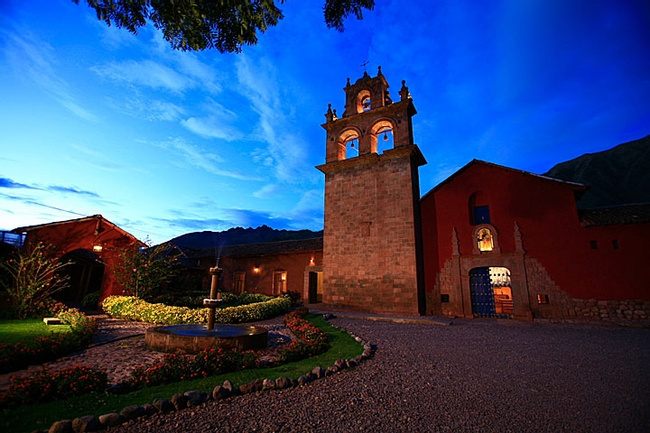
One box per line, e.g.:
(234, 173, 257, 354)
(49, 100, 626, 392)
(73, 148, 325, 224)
(206, 251, 323, 301)
(21, 217, 142, 301)
(421, 162, 648, 303)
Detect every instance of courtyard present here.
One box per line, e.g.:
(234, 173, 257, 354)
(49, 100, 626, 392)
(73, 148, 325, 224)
(106, 316, 649, 433)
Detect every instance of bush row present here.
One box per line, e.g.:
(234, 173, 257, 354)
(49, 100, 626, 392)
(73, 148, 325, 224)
(0, 308, 97, 375)
(121, 347, 262, 392)
(0, 365, 107, 409)
(146, 291, 273, 309)
(101, 294, 292, 325)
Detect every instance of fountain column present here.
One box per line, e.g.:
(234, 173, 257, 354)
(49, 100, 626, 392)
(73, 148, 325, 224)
(205, 266, 223, 330)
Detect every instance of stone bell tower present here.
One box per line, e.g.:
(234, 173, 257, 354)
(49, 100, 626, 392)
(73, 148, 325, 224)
(317, 67, 427, 315)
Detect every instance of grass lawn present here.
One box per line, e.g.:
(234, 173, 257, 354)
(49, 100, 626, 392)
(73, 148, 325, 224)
(0, 315, 364, 433)
(0, 319, 73, 345)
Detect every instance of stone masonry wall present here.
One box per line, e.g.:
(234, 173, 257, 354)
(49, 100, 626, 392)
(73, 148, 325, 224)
(432, 255, 650, 324)
(322, 149, 421, 315)
(524, 257, 576, 319)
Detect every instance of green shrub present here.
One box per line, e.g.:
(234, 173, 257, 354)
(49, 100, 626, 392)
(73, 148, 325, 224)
(238, 292, 273, 305)
(147, 294, 205, 308)
(285, 290, 303, 306)
(81, 292, 100, 310)
(102, 294, 292, 325)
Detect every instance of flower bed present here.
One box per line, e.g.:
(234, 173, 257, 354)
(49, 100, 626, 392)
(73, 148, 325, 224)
(0, 365, 107, 409)
(124, 347, 262, 391)
(0, 308, 96, 374)
(101, 294, 292, 325)
(277, 308, 330, 362)
(0, 309, 331, 409)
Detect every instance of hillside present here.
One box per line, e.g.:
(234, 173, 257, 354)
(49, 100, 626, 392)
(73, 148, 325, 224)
(544, 135, 650, 208)
(168, 225, 323, 248)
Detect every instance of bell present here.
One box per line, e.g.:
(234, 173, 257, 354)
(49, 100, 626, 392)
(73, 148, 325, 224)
(383, 133, 389, 141)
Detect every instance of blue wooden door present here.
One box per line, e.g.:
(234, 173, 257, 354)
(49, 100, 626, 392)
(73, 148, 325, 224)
(470, 267, 496, 318)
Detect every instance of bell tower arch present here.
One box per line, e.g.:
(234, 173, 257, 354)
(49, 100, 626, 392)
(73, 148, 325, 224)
(317, 67, 427, 315)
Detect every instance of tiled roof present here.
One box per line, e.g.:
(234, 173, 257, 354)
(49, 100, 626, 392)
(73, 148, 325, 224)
(579, 203, 650, 227)
(11, 214, 142, 244)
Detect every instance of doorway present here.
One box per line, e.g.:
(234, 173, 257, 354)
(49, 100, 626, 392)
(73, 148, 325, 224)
(56, 249, 104, 303)
(469, 267, 512, 318)
(308, 271, 323, 303)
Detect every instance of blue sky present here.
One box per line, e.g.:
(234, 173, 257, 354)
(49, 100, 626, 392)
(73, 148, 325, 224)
(1, 0, 649, 244)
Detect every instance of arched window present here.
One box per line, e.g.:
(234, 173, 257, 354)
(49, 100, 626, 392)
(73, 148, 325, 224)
(356, 90, 371, 113)
(337, 128, 360, 161)
(345, 138, 359, 159)
(477, 227, 494, 252)
(369, 120, 395, 154)
(362, 96, 371, 112)
(472, 224, 500, 254)
(468, 191, 490, 225)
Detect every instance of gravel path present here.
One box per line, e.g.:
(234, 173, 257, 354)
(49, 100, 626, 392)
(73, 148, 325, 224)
(110, 318, 650, 433)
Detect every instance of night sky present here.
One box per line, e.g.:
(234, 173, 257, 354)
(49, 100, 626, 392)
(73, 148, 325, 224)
(1, 0, 649, 243)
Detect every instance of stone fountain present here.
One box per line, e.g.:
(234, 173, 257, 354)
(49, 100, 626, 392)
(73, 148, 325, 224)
(145, 267, 268, 354)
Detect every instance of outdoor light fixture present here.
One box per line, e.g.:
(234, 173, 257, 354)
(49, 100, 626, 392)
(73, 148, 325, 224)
(92, 245, 103, 253)
(253, 266, 260, 273)
(309, 257, 315, 266)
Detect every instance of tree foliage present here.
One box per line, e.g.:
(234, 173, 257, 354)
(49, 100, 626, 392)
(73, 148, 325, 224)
(73, 0, 375, 52)
(0, 242, 70, 319)
(112, 241, 177, 299)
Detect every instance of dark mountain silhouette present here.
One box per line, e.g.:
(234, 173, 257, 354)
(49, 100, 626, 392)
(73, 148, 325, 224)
(167, 225, 323, 249)
(544, 135, 650, 209)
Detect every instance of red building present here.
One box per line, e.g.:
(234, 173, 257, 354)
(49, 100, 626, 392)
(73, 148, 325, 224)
(11, 215, 143, 302)
(420, 160, 650, 322)
(313, 68, 649, 322)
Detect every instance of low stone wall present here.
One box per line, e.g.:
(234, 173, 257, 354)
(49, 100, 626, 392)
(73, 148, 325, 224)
(572, 298, 650, 322)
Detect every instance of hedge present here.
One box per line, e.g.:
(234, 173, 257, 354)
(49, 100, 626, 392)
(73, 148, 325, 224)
(101, 294, 292, 325)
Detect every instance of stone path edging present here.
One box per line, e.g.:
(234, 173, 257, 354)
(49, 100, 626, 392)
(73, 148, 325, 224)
(39, 315, 374, 433)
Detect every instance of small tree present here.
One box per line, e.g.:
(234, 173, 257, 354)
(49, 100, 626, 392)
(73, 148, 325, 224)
(0, 242, 70, 318)
(113, 241, 177, 299)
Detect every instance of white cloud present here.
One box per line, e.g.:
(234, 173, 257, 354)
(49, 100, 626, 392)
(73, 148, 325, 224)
(149, 30, 223, 95)
(118, 94, 186, 122)
(3, 31, 97, 122)
(235, 55, 314, 184)
(148, 137, 259, 181)
(92, 60, 190, 94)
(180, 98, 244, 140)
(253, 184, 279, 199)
(181, 116, 243, 141)
(67, 144, 125, 173)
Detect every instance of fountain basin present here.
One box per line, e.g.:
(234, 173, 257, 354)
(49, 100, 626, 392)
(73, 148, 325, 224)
(145, 324, 268, 354)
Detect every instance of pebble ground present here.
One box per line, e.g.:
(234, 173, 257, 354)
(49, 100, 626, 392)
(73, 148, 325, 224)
(109, 317, 650, 433)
